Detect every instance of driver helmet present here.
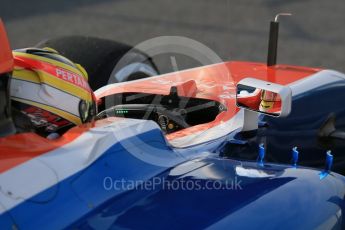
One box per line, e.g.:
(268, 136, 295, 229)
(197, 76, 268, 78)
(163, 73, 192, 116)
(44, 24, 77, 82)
(10, 47, 96, 137)
(259, 90, 281, 113)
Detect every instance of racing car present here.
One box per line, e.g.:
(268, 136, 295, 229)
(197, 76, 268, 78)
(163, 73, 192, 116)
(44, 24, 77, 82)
(1, 14, 345, 229)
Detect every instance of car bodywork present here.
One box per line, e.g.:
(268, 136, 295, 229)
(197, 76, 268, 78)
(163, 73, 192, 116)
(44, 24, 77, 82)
(1, 18, 345, 229)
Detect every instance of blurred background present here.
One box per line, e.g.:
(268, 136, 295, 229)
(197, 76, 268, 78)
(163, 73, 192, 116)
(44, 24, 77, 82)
(1, 0, 344, 73)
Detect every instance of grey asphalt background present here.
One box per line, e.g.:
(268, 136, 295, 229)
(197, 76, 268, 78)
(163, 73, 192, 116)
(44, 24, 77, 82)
(1, 0, 344, 73)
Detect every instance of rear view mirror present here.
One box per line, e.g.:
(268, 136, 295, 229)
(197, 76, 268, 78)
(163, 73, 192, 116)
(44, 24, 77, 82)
(236, 78, 292, 117)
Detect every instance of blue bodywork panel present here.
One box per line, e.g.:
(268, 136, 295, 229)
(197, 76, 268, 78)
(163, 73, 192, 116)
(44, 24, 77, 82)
(1, 123, 345, 229)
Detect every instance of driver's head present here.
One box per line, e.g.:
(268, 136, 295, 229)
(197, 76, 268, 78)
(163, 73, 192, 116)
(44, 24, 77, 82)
(259, 90, 279, 112)
(10, 47, 97, 137)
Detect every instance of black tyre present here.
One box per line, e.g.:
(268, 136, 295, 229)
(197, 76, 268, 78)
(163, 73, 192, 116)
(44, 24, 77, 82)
(36, 36, 158, 91)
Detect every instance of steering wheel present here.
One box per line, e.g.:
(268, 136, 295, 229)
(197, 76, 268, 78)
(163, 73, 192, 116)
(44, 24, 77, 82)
(97, 104, 189, 134)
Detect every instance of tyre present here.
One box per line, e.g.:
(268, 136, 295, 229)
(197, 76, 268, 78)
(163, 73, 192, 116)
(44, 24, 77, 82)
(36, 36, 158, 91)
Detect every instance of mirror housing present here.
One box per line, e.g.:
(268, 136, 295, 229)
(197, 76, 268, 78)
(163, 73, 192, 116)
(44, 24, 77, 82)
(236, 78, 292, 117)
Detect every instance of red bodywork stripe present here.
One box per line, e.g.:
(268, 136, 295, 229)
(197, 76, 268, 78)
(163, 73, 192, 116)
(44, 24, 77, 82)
(0, 118, 124, 174)
(0, 61, 321, 173)
(0, 20, 13, 74)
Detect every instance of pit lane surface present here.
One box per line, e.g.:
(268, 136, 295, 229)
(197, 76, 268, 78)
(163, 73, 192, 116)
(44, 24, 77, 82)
(1, 0, 345, 73)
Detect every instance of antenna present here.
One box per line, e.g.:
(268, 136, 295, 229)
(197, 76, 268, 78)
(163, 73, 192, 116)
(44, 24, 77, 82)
(267, 13, 292, 66)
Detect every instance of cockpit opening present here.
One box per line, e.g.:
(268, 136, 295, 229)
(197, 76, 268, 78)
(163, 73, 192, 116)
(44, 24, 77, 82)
(97, 91, 227, 134)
